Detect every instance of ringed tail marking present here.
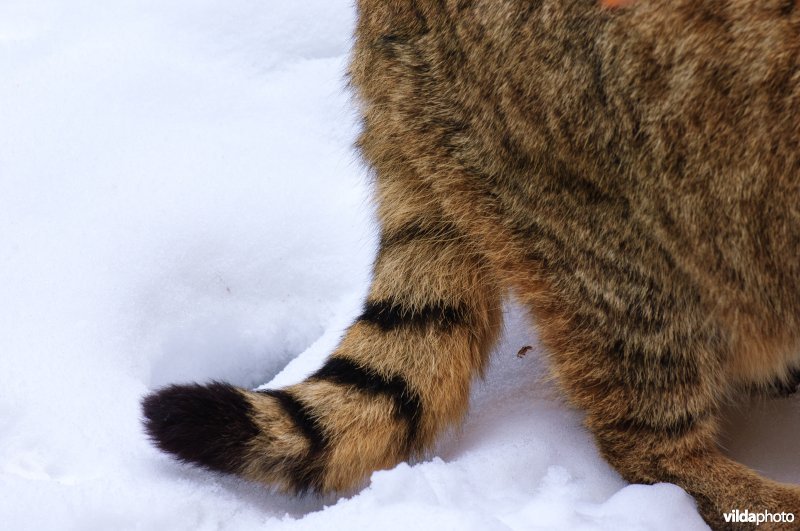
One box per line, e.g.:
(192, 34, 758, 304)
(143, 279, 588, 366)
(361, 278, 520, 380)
(311, 356, 423, 450)
(358, 299, 468, 332)
(256, 389, 329, 492)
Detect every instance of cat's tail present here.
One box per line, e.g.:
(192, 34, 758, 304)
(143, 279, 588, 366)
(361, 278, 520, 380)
(142, 174, 503, 492)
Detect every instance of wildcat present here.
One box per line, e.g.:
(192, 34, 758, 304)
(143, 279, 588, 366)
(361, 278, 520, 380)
(142, 1, 800, 528)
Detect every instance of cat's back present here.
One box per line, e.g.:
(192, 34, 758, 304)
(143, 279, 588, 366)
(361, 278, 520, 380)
(351, 0, 800, 332)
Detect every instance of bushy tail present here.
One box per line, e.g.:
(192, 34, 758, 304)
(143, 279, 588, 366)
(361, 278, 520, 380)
(142, 171, 502, 492)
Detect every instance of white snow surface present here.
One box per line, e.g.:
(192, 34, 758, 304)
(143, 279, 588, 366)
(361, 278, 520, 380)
(1, 2, 797, 530)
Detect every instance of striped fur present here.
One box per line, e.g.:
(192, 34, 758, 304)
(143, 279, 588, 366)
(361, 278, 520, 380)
(143, 1, 800, 529)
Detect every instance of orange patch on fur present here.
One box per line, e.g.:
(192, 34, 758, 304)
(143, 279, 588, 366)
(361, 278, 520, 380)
(601, 0, 634, 7)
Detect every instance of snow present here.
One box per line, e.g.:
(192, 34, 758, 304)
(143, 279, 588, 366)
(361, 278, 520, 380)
(1, 2, 796, 530)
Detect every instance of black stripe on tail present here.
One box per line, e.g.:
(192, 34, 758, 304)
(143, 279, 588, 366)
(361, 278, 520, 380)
(359, 299, 467, 332)
(257, 389, 329, 493)
(379, 220, 461, 249)
(259, 389, 327, 453)
(142, 382, 258, 474)
(312, 356, 423, 448)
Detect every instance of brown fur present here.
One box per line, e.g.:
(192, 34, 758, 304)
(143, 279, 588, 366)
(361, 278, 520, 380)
(143, 1, 800, 529)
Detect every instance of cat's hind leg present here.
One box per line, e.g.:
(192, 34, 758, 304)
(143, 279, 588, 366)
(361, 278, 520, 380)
(533, 273, 800, 530)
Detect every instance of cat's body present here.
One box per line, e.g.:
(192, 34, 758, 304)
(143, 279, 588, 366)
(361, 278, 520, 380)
(143, 1, 800, 528)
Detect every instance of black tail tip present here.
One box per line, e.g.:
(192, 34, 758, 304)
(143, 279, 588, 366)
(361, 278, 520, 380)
(141, 381, 260, 475)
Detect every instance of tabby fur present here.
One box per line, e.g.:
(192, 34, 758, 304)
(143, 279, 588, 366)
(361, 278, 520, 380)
(143, 2, 800, 528)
